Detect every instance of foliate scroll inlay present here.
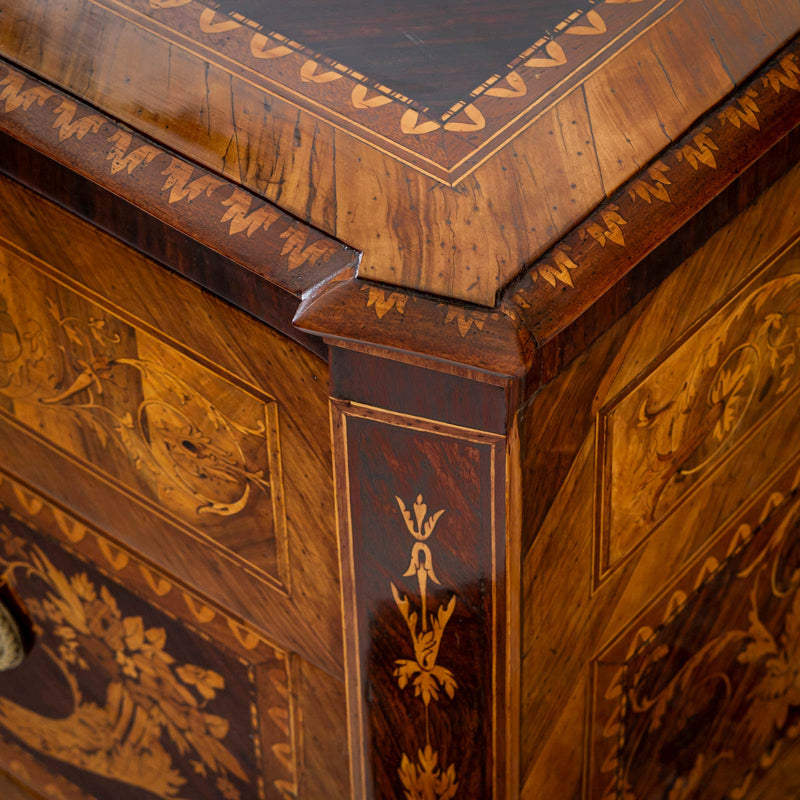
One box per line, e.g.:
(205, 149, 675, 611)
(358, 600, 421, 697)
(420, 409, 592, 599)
(588, 457, 800, 800)
(0, 243, 288, 589)
(0, 511, 274, 800)
(0, 536, 247, 798)
(0, 471, 298, 800)
(596, 243, 800, 580)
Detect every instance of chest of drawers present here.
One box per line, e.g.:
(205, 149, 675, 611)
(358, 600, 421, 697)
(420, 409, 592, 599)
(0, 2, 799, 798)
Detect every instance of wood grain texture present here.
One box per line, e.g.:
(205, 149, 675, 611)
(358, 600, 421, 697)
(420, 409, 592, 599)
(0, 7, 798, 798)
(295, 273, 533, 382)
(0, 129, 330, 359)
(0, 739, 90, 800)
(1, 40, 794, 389)
(0, 174, 343, 677)
(330, 348, 509, 433)
(1, 0, 795, 303)
(504, 42, 800, 361)
(202, 0, 581, 117)
(0, 770, 42, 800)
(298, 42, 800, 398)
(518, 163, 800, 799)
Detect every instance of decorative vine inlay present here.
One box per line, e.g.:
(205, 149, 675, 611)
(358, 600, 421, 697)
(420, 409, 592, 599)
(0, 470, 299, 800)
(0, 64, 348, 284)
(392, 494, 458, 800)
(336, 402, 504, 798)
(0, 245, 288, 587)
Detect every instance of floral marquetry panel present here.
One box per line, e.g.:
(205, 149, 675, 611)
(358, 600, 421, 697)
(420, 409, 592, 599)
(0, 473, 298, 800)
(0, 242, 287, 592)
(595, 234, 800, 584)
(518, 167, 800, 799)
(1, 0, 798, 796)
(588, 455, 800, 800)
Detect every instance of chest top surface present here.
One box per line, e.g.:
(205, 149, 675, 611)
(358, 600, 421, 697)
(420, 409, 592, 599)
(0, 0, 798, 307)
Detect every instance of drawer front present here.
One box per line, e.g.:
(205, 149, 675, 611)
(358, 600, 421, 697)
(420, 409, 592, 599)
(0, 239, 287, 589)
(0, 471, 347, 800)
(0, 175, 341, 674)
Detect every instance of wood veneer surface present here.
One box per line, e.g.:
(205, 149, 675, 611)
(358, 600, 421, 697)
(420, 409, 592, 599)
(0, 174, 343, 676)
(0, 474, 349, 800)
(207, 0, 578, 116)
(0, 771, 42, 800)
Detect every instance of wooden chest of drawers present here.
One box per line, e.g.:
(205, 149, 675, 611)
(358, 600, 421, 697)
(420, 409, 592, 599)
(0, 1, 799, 798)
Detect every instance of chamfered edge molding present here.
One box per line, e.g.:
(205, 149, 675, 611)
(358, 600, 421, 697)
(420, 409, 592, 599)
(0, 58, 358, 356)
(0, 41, 798, 392)
(295, 40, 800, 393)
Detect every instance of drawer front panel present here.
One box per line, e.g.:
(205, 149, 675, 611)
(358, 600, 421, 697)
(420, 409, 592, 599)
(0, 478, 289, 800)
(589, 456, 800, 800)
(585, 234, 800, 800)
(0, 241, 287, 590)
(0, 470, 348, 800)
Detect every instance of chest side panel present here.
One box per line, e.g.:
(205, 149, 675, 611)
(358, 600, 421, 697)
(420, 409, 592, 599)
(520, 163, 800, 799)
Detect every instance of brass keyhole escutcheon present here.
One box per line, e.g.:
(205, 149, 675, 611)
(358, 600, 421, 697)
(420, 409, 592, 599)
(0, 591, 26, 671)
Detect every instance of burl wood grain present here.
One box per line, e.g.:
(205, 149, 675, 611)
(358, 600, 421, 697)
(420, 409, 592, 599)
(519, 164, 800, 798)
(2, 0, 796, 303)
(0, 174, 343, 677)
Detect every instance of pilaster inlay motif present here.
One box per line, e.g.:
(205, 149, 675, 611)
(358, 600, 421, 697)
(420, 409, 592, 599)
(392, 494, 458, 799)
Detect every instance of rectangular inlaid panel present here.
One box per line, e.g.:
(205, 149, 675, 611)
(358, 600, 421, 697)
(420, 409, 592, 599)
(0, 473, 296, 800)
(595, 234, 800, 584)
(0, 239, 288, 591)
(0, 174, 341, 675)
